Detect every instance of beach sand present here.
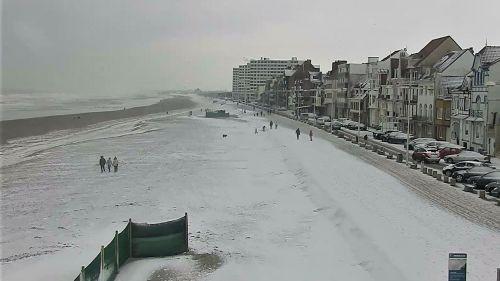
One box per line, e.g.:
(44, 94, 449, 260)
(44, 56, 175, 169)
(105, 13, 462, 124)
(0, 95, 196, 144)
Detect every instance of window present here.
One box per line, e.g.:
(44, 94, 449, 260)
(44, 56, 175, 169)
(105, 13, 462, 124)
(445, 107, 451, 120)
(419, 104, 423, 116)
(429, 105, 433, 119)
(424, 104, 428, 118)
(437, 107, 443, 120)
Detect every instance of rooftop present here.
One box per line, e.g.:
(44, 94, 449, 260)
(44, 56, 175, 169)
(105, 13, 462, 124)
(433, 48, 472, 73)
(478, 46, 500, 65)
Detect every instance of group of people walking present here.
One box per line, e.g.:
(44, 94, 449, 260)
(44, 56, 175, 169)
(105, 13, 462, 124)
(255, 120, 278, 134)
(99, 156, 119, 173)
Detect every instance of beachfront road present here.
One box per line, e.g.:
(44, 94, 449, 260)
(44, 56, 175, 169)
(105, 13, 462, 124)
(1, 102, 499, 281)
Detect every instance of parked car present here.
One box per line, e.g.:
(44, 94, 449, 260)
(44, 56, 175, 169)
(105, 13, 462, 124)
(485, 182, 500, 196)
(373, 130, 394, 140)
(414, 141, 449, 150)
(342, 120, 356, 128)
(443, 151, 489, 164)
(316, 116, 331, 125)
(406, 138, 436, 150)
(381, 131, 402, 142)
(452, 166, 496, 183)
(307, 118, 316, 125)
(442, 161, 491, 177)
(412, 147, 440, 163)
(473, 171, 500, 189)
(438, 146, 463, 159)
(300, 112, 316, 121)
(387, 132, 410, 144)
(346, 122, 366, 130)
(331, 121, 342, 130)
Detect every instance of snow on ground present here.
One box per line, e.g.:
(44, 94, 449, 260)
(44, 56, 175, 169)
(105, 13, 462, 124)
(1, 101, 499, 281)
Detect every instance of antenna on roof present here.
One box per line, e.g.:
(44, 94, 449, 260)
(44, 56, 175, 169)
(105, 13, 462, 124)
(485, 36, 488, 46)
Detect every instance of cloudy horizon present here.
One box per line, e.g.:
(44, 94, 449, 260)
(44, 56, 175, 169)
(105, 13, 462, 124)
(2, 0, 500, 95)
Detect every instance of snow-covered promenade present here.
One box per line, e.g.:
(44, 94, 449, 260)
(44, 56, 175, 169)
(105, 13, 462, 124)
(1, 100, 499, 281)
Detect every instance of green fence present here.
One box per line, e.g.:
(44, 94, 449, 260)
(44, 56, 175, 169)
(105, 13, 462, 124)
(75, 213, 188, 281)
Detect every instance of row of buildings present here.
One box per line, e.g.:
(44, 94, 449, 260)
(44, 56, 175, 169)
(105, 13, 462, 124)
(231, 36, 500, 156)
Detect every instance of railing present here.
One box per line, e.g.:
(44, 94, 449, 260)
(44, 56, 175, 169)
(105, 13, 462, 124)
(471, 110, 483, 118)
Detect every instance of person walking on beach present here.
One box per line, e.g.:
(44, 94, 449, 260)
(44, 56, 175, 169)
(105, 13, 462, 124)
(99, 156, 106, 173)
(270, 121, 273, 130)
(309, 130, 313, 141)
(106, 157, 112, 172)
(112, 156, 119, 172)
(275, 122, 278, 129)
(296, 128, 300, 140)
(255, 128, 258, 134)
(262, 126, 266, 132)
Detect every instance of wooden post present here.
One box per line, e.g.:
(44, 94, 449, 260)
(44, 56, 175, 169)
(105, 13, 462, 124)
(184, 212, 189, 251)
(450, 178, 456, 186)
(463, 185, 474, 193)
(115, 230, 119, 272)
(128, 218, 133, 257)
(80, 266, 85, 281)
(478, 190, 486, 199)
(100, 245, 104, 273)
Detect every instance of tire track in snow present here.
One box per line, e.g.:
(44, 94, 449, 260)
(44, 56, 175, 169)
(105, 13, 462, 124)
(275, 140, 409, 281)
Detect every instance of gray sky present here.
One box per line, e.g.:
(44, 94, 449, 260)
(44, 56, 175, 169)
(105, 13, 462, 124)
(2, 0, 500, 95)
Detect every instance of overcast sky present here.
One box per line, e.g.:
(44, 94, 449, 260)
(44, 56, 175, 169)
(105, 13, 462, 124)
(2, 0, 500, 96)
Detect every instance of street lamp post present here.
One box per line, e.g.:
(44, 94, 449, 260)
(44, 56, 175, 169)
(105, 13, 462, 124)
(406, 70, 413, 165)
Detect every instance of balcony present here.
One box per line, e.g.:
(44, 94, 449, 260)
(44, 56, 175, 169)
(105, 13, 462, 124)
(470, 110, 483, 118)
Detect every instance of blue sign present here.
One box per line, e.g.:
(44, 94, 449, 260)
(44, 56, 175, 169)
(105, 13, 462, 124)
(449, 253, 467, 281)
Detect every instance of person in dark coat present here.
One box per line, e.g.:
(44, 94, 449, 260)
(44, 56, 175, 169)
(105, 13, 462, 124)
(99, 156, 106, 173)
(270, 120, 273, 129)
(296, 128, 300, 140)
(309, 130, 313, 141)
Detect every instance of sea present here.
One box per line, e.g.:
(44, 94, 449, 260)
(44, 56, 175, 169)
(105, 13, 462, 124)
(0, 90, 180, 121)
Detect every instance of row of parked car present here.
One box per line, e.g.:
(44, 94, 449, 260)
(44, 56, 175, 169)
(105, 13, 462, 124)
(298, 114, 367, 131)
(406, 138, 489, 164)
(293, 112, 499, 197)
(440, 161, 500, 196)
(372, 130, 410, 144)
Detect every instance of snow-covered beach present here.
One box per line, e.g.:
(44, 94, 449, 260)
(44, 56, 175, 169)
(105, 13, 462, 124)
(1, 99, 499, 281)
(0, 94, 196, 144)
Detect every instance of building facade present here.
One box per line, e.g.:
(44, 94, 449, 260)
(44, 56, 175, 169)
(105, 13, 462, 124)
(232, 57, 302, 102)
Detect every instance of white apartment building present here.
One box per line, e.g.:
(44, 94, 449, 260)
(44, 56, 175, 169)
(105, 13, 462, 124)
(232, 57, 302, 102)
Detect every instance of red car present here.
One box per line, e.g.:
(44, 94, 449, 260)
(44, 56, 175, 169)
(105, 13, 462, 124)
(438, 147, 462, 159)
(412, 147, 440, 163)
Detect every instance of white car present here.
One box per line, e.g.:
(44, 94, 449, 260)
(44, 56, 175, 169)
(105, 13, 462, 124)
(443, 151, 489, 164)
(406, 138, 436, 150)
(415, 141, 449, 150)
(316, 116, 331, 125)
(442, 161, 491, 177)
